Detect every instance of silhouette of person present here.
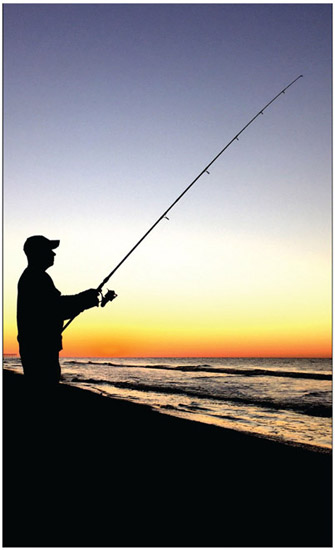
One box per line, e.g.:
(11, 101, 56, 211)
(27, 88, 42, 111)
(17, 235, 99, 385)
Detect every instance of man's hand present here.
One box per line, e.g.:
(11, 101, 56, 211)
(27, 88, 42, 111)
(78, 289, 100, 310)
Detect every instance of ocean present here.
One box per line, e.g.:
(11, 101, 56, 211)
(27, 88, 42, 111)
(4, 356, 332, 452)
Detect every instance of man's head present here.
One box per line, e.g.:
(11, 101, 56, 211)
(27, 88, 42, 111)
(24, 235, 60, 270)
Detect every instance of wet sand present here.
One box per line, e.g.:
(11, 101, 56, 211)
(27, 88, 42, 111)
(3, 369, 332, 547)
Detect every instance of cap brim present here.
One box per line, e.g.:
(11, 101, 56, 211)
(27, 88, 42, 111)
(50, 240, 60, 249)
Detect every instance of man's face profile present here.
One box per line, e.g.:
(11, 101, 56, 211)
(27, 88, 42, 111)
(27, 248, 56, 270)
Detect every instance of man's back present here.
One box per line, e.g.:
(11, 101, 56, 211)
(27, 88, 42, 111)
(17, 266, 63, 354)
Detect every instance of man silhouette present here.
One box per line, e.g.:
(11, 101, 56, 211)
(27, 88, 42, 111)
(17, 235, 99, 385)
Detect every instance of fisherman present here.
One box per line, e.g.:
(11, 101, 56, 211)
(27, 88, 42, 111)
(17, 235, 99, 385)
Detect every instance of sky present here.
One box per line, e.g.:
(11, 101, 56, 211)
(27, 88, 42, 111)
(3, 3, 332, 357)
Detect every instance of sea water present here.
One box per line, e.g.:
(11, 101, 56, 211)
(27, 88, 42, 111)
(4, 356, 332, 451)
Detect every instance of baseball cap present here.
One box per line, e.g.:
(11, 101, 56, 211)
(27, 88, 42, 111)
(23, 235, 60, 256)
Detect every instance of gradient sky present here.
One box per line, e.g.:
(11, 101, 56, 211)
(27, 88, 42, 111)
(4, 3, 332, 357)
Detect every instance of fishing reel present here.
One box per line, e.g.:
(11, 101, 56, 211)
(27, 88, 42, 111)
(100, 289, 118, 308)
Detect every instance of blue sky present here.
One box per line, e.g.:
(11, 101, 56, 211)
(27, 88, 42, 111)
(4, 3, 332, 356)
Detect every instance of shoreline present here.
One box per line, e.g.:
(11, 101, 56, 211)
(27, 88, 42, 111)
(5, 366, 331, 454)
(3, 369, 332, 547)
(73, 379, 331, 455)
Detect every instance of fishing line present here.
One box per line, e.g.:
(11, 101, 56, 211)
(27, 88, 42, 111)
(62, 75, 303, 332)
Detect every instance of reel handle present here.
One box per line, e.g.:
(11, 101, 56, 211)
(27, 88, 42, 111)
(100, 289, 118, 307)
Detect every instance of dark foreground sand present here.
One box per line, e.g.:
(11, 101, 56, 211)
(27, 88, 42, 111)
(3, 369, 332, 547)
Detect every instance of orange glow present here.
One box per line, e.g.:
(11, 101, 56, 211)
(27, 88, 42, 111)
(4, 294, 331, 358)
(4, 331, 331, 358)
(4, 292, 331, 358)
(57, 320, 331, 358)
(4, 230, 331, 359)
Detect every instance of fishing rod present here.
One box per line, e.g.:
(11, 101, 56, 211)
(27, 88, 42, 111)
(62, 74, 303, 332)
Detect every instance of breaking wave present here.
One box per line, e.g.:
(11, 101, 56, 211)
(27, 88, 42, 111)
(67, 376, 332, 418)
(63, 360, 332, 381)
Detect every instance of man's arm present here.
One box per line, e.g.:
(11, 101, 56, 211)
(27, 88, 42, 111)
(60, 289, 99, 320)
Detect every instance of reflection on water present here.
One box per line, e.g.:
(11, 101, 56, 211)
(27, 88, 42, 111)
(4, 356, 332, 451)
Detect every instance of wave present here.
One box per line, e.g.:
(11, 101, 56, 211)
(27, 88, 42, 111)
(67, 377, 332, 418)
(174, 366, 331, 380)
(63, 360, 332, 381)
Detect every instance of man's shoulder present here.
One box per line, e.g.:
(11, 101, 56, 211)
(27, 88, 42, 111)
(18, 268, 57, 291)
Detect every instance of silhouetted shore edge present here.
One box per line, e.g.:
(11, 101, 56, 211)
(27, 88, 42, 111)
(3, 368, 332, 547)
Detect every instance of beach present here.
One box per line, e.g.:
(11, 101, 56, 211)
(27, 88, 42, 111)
(3, 369, 332, 547)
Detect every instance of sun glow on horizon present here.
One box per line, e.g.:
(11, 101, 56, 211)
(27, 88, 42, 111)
(4, 225, 331, 359)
